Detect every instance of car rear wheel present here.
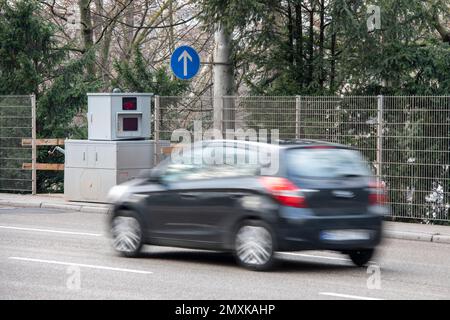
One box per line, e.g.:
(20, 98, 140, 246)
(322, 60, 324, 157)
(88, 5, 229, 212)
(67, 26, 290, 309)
(234, 221, 275, 271)
(348, 249, 374, 267)
(111, 211, 143, 257)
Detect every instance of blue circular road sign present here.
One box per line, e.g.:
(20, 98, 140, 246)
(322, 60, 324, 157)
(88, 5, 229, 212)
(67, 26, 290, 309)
(170, 45, 200, 80)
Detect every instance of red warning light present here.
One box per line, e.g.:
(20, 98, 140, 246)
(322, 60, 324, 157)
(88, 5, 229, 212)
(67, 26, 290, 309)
(122, 97, 137, 110)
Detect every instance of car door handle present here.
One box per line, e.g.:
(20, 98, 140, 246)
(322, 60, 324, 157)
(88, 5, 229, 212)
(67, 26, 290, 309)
(229, 192, 245, 199)
(180, 192, 198, 199)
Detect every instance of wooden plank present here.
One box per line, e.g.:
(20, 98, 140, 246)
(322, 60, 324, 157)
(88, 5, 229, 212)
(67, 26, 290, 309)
(161, 146, 174, 155)
(161, 146, 184, 155)
(21, 138, 65, 147)
(22, 163, 64, 171)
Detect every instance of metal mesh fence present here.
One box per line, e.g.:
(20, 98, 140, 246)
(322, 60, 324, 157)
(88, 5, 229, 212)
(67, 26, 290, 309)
(156, 95, 449, 222)
(382, 97, 450, 222)
(224, 96, 297, 138)
(154, 96, 214, 141)
(0, 95, 34, 193)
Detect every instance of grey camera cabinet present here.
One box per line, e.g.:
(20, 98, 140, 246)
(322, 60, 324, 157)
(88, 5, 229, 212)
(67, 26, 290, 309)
(64, 139, 156, 202)
(87, 93, 152, 140)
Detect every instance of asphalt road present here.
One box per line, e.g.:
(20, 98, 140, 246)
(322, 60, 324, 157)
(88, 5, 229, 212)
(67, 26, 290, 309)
(0, 205, 449, 300)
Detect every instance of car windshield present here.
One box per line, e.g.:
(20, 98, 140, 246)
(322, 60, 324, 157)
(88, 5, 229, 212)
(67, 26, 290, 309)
(286, 147, 372, 178)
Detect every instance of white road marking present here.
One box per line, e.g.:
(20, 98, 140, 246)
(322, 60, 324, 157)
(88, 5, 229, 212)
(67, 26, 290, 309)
(0, 225, 102, 237)
(9, 257, 153, 274)
(279, 252, 351, 262)
(320, 292, 382, 300)
(279, 252, 376, 264)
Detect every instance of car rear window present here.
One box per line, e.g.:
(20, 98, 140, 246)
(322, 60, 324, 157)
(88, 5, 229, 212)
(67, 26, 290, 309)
(286, 147, 371, 178)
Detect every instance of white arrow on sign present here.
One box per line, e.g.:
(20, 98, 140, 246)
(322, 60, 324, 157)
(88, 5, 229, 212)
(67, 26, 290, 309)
(178, 50, 193, 77)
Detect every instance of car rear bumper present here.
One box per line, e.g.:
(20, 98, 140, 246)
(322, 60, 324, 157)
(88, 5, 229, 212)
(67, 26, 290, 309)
(276, 210, 384, 251)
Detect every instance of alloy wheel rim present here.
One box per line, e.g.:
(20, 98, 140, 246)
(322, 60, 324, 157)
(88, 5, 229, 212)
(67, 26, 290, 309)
(111, 216, 142, 253)
(236, 225, 272, 266)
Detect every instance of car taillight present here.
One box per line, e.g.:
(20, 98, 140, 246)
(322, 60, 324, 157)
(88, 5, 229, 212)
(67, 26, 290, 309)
(260, 176, 307, 208)
(368, 181, 388, 205)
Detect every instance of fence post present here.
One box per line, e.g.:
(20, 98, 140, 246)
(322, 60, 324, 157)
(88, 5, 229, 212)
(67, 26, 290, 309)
(295, 95, 301, 139)
(154, 95, 160, 165)
(376, 95, 384, 181)
(31, 94, 36, 195)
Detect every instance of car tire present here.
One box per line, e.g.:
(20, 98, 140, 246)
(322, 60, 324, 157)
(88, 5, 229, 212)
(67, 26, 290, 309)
(234, 220, 276, 271)
(110, 210, 143, 258)
(348, 249, 374, 267)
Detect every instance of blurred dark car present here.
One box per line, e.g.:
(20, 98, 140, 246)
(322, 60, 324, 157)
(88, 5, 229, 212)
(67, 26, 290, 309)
(107, 139, 388, 270)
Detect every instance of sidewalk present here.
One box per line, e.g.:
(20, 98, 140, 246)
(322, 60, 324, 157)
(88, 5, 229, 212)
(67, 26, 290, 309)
(1, 193, 449, 244)
(0, 193, 109, 214)
(383, 221, 450, 244)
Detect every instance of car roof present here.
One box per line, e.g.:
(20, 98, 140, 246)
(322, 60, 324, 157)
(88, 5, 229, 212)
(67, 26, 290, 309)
(276, 139, 351, 149)
(200, 139, 351, 150)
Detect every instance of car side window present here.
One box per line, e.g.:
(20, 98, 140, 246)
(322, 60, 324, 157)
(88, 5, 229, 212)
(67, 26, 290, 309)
(160, 144, 261, 182)
(219, 146, 260, 177)
(161, 147, 205, 183)
(198, 144, 261, 178)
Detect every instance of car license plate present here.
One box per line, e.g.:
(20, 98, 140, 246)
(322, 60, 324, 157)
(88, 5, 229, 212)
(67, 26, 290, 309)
(320, 230, 371, 241)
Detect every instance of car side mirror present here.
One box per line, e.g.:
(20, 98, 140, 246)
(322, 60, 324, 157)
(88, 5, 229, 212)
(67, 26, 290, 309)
(151, 167, 172, 185)
(147, 170, 162, 182)
(148, 175, 162, 183)
(138, 168, 163, 183)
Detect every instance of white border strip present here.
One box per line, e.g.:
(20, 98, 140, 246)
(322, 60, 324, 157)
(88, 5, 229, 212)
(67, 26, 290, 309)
(320, 292, 382, 300)
(0, 225, 102, 237)
(279, 252, 351, 262)
(9, 257, 153, 274)
(279, 252, 376, 264)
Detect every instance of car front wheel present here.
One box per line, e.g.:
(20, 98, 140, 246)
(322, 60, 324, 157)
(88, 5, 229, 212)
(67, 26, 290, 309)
(111, 211, 143, 257)
(348, 249, 374, 267)
(234, 221, 275, 271)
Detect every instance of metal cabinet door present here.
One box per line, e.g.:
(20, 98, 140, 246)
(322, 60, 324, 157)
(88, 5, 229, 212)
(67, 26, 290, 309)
(65, 143, 88, 168)
(93, 144, 117, 169)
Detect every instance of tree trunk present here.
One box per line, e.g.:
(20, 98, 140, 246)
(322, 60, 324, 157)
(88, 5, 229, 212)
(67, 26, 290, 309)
(169, 0, 175, 52)
(318, 0, 325, 89)
(79, 0, 95, 76)
(94, 0, 112, 87)
(122, 0, 135, 60)
(433, 14, 450, 44)
(307, 1, 314, 86)
(287, 2, 294, 65)
(100, 24, 114, 87)
(93, 0, 104, 42)
(294, 2, 303, 89)
(330, 31, 336, 94)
